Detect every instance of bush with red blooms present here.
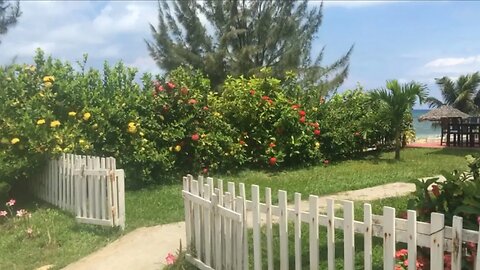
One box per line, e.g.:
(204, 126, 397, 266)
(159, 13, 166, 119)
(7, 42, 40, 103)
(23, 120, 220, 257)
(210, 69, 323, 167)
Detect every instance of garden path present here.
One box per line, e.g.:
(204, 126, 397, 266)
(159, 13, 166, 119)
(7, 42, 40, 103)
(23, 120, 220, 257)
(61, 177, 443, 270)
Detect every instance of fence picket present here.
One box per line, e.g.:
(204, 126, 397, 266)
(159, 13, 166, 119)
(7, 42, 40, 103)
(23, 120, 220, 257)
(294, 193, 302, 270)
(213, 191, 222, 270)
(191, 180, 202, 262)
(252, 185, 262, 270)
(407, 210, 417, 270)
(344, 201, 355, 270)
(451, 216, 462, 270)
(327, 198, 335, 270)
(239, 183, 249, 270)
(309, 195, 319, 270)
(203, 184, 212, 266)
(265, 187, 274, 270)
(279, 190, 289, 270)
(224, 192, 232, 270)
(364, 204, 372, 270)
(235, 196, 244, 270)
(383, 206, 396, 270)
(430, 213, 445, 270)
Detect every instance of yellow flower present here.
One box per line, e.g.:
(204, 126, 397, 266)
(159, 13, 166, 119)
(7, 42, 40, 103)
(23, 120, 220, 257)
(50, 120, 61, 128)
(43, 76, 55, 83)
(68, 111, 77, 117)
(44, 81, 53, 88)
(315, 142, 320, 149)
(127, 122, 137, 134)
(11, 138, 20, 145)
(83, 112, 91, 121)
(174, 145, 182, 152)
(139, 132, 145, 137)
(36, 119, 46, 125)
(30, 65, 36, 72)
(79, 139, 86, 145)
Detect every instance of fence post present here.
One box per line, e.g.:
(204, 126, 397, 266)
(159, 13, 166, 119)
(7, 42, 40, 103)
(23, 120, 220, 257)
(344, 201, 355, 270)
(279, 190, 289, 270)
(252, 185, 262, 270)
(294, 192, 302, 270)
(383, 206, 396, 270)
(265, 187, 274, 270)
(364, 204, 373, 270)
(309, 195, 319, 270)
(327, 198, 335, 270)
(430, 213, 445, 270)
(451, 216, 463, 270)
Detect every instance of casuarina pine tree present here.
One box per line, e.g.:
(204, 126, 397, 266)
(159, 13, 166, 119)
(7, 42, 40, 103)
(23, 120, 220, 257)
(146, 0, 353, 93)
(0, 0, 21, 44)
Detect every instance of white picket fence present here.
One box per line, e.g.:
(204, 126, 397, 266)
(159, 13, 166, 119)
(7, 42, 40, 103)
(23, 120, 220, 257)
(32, 153, 125, 229)
(182, 175, 480, 270)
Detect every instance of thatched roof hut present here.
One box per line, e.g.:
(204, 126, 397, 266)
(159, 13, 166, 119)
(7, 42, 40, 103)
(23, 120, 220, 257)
(418, 105, 470, 121)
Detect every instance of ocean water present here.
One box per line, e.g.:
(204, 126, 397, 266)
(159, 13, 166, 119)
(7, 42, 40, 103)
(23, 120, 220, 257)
(412, 109, 440, 139)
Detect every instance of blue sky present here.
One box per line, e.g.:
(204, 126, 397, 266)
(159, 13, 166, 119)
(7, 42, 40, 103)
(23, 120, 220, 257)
(1, 1, 480, 109)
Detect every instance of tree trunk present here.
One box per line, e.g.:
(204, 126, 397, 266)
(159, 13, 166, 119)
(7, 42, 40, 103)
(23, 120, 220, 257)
(395, 131, 402, 160)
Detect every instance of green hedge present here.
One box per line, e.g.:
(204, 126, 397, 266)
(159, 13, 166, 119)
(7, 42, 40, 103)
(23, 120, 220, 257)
(0, 50, 398, 190)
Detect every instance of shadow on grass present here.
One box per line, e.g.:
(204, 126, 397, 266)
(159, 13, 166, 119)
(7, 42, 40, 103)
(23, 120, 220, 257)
(426, 147, 479, 157)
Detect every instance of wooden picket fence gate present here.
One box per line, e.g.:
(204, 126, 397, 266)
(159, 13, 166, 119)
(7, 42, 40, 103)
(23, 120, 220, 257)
(182, 175, 480, 270)
(32, 153, 125, 229)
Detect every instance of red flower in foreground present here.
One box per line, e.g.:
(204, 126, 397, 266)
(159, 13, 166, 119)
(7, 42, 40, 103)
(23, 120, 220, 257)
(202, 167, 208, 174)
(323, 159, 330, 165)
(314, 129, 321, 136)
(180, 87, 189, 95)
(188, 99, 198, 105)
(250, 89, 256, 95)
(261, 95, 270, 101)
(395, 249, 408, 259)
(269, 157, 277, 166)
(165, 253, 176, 265)
(298, 110, 306, 117)
(156, 85, 164, 92)
(239, 140, 245, 146)
(191, 133, 199, 141)
(291, 104, 300, 110)
(167, 81, 176, 89)
(269, 142, 276, 148)
(203, 106, 209, 111)
(299, 116, 306, 123)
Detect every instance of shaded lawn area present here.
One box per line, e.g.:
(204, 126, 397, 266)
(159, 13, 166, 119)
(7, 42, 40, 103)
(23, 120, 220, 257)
(0, 147, 476, 269)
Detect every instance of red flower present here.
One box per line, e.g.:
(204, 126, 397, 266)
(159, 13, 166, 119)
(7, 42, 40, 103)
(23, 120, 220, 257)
(156, 85, 164, 92)
(191, 133, 199, 141)
(314, 129, 321, 136)
(291, 104, 300, 110)
(267, 99, 274, 105)
(180, 87, 189, 95)
(431, 184, 440, 197)
(443, 253, 452, 270)
(269, 157, 277, 166)
(298, 110, 306, 117)
(269, 142, 276, 148)
(299, 116, 306, 123)
(239, 140, 245, 146)
(310, 122, 319, 128)
(261, 95, 270, 101)
(395, 249, 408, 259)
(323, 159, 329, 165)
(202, 167, 208, 174)
(167, 81, 176, 89)
(250, 89, 256, 95)
(203, 106, 209, 111)
(188, 99, 198, 105)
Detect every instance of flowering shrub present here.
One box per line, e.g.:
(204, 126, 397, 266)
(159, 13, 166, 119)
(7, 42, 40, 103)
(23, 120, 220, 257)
(211, 72, 323, 167)
(395, 249, 426, 269)
(0, 50, 398, 188)
(0, 198, 34, 237)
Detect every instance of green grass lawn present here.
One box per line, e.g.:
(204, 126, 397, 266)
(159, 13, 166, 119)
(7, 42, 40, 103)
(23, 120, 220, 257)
(0, 147, 476, 269)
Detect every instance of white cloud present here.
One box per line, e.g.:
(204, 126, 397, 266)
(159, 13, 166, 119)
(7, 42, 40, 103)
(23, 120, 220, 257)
(126, 56, 160, 74)
(425, 55, 480, 68)
(0, 1, 159, 73)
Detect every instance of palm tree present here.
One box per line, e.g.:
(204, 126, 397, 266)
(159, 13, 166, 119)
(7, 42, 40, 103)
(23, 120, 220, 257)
(426, 72, 480, 115)
(371, 80, 428, 160)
